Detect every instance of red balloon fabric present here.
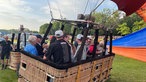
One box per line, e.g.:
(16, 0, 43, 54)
(137, 2, 146, 22)
(112, 0, 146, 16)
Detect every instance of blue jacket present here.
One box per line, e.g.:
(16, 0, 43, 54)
(24, 44, 38, 56)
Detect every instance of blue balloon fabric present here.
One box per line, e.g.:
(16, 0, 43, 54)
(108, 27, 146, 47)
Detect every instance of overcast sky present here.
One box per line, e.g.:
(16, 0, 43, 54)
(0, 0, 117, 31)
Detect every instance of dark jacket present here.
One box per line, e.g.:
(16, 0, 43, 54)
(0, 40, 12, 54)
(74, 41, 78, 48)
(46, 39, 71, 64)
(35, 43, 44, 58)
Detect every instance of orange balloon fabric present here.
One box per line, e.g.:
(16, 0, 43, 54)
(112, 46, 146, 62)
(137, 3, 146, 22)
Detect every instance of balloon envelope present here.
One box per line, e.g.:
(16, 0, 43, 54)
(137, 2, 146, 22)
(112, 0, 146, 15)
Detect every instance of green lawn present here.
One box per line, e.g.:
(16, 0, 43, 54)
(0, 66, 17, 82)
(107, 55, 146, 82)
(0, 55, 146, 82)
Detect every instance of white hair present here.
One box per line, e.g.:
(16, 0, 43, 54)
(28, 35, 37, 44)
(3, 35, 8, 39)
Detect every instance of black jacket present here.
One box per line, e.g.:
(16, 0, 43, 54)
(0, 40, 12, 54)
(35, 43, 44, 58)
(46, 39, 71, 64)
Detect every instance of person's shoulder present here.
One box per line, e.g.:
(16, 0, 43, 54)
(59, 39, 67, 43)
(50, 41, 64, 48)
(25, 44, 35, 49)
(8, 40, 11, 43)
(24, 44, 30, 48)
(25, 44, 33, 47)
(35, 43, 40, 46)
(0, 38, 4, 41)
(0, 40, 5, 44)
(49, 42, 58, 47)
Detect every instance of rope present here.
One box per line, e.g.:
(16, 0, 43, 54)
(83, 0, 90, 14)
(46, 0, 53, 20)
(54, 0, 63, 19)
(90, 0, 105, 15)
(93, 0, 101, 10)
(58, 7, 63, 19)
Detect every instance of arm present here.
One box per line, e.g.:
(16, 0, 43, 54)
(10, 41, 15, 51)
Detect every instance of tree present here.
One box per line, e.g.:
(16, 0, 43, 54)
(117, 13, 146, 35)
(63, 23, 72, 34)
(32, 31, 38, 33)
(119, 13, 142, 33)
(93, 9, 121, 35)
(9, 29, 19, 34)
(39, 23, 49, 34)
(116, 23, 130, 35)
(39, 21, 71, 35)
(24, 28, 31, 32)
(132, 20, 146, 32)
(49, 21, 61, 35)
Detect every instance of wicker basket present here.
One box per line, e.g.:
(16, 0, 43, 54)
(18, 51, 115, 82)
(18, 77, 29, 82)
(9, 52, 21, 70)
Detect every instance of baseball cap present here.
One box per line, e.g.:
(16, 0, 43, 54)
(35, 34, 42, 39)
(87, 36, 92, 40)
(76, 34, 83, 39)
(55, 30, 64, 37)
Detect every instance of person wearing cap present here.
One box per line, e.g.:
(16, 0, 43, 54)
(74, 34, 83, 48)
(45, 30, 72, 64)
(87, 41, 105, 58)
(35, 34, 45, 58)
(86, 35, 93, 53)
(73, 34, 87, 62)
(86, 35, 92, 46)
(24, 35, 38, 56)
(50, 35, 56, 44)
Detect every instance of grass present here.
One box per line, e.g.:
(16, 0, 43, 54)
(0, 65, 17, 82)
(0, 55, 146, 82)
(107, 55, 146, 82)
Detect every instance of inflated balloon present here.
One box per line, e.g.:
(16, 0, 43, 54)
(112, 0, 146, 16)
(108, 28, 146, 62)
(137, 3, 146, 22)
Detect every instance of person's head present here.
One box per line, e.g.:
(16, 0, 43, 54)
(55, 30, 64, 40)
(99, 42, 104, 47)
(50, 35, 56, 44)
(19, 25, 24, 32)
(3, 35, 9, 41)
(63, 33, 70, 42)
(28, 35, 37, 45)
(35, 34, 42, 43)
(86, 35, 92, 45)
(76, 34, 83, 43)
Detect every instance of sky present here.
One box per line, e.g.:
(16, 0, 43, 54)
(0, 0, 118, 31)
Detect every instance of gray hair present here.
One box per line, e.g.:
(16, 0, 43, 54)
(3, 35, 8, 39)
(28, 35, 37, 43)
